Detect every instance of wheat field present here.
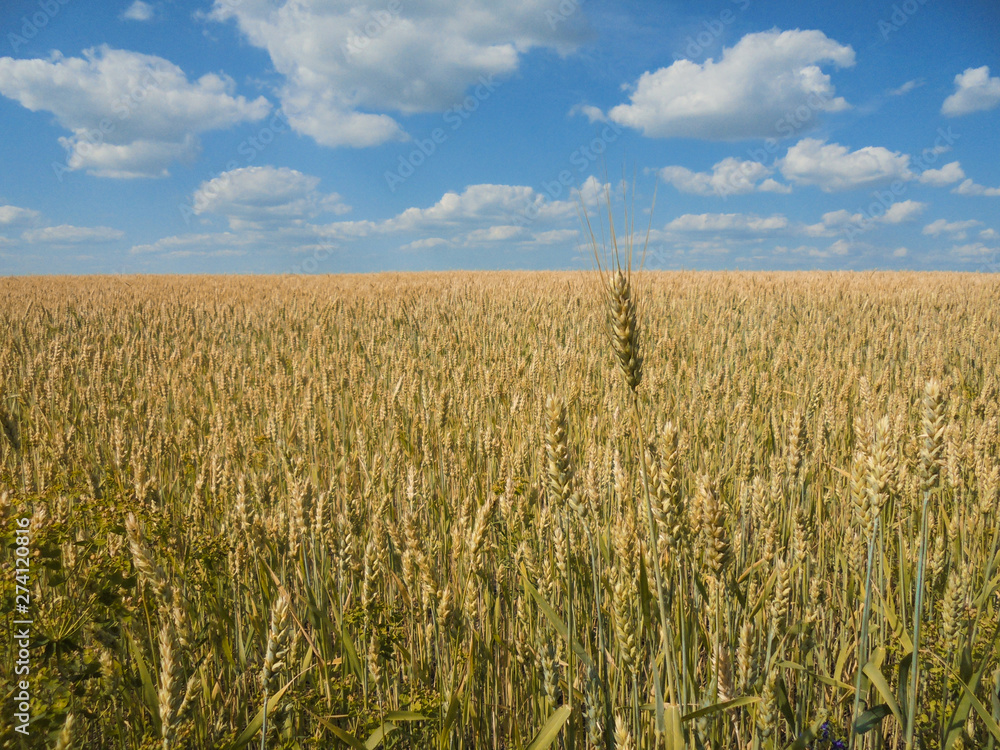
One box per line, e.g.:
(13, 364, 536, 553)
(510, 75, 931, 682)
(2, 271, 999, 749)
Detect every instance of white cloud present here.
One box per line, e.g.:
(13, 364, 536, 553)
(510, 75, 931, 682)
(981, 228, 998, 240)
(0, 204, 126, 258)
(941, 66, 1000, 116)
(923, 219, 983, 238)
(61, 135, 202, 180)
(827, 239, 853, 256)
(574, 175, 608, 207)
(772, 238, 861, 260)
(400, 237, 451, 251)
(817, 209, 861, 228)
(569, 103, 607, 123)
(887, 79, 923, 96)
(384, 183, 575, 232)
(0, 46, 270, 177)
(952, 178, 1000, 197)
(0, 205, 41, 226)
(192, 166, 350, 229)
(759, 179, 792, 193)
(658, 157, 790, 196)
(666, 213, 789, 232)
(130, 231, 262, 256)
(531, 229, 579, 245)
(948, 242, 994, 258)
(122, 1, 154, 21)
(607, 29, 854, 140)
(209, 0, 586, 148)
(771, 244, 824, 258)
(136, 181, 586, 258)
(892, 247, 908, 257)
(779, 138, 913, 191)
(881, 200, 926, 224)
(918, 161, 965, 186)
(21, 225, 125, 244)
(802, 201, 924, 237)
(462, 225, 527, 243)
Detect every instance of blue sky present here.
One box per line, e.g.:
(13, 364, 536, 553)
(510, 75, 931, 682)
(1, 0, 998, 274)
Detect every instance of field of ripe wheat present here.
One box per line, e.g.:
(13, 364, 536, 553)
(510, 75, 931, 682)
(2, 271, 1000, 750)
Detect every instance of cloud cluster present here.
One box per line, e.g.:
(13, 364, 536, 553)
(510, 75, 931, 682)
(608, 29, 854, 140)
(806, 200, 926, 233)
(134, 173, 586, 259)
(778, 138, 912, 191)
(952, 179, 1000, 197)
(665, 213, 789, 232)
(658, 157, 790, 196)
(659, 139, 974, 197)
(0, 46, 270, 177)
(192, 166, 351, 230)
(918, 161, 964, 187)
(941, 66, 1000, 117)
(0, 204, 124, 261)
(923, 219, 982, 239)
(209, 0, 587, 148)
(0, 205, 41, 226)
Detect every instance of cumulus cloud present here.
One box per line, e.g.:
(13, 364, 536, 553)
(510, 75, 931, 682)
(665, 213, 789, 232)
(952, 179, 1000, 197)
(192, 166, 350, 229)
(948, 242, 994, 258)
(569, 103, 607, 123)
(923, 219, 983, 238)
(918, 161, 964, 186)
(658, 157, 791, 196)
(779, 138, 913, 191)
(462, 225, 527, 243)
(209, 0, 587, 148)
(0, 205, 41, 226)
(826, 239, 853, 256)
(122, 1, 154, 21)
(384, 183, 576, 232)
(607, 29, 854, 140)
(400, 237, 452, 251)
(802, 201, 925, 237)
(531, 229, 580, 245)
(0, 46, 270, 177)
(881, 200, 926, 224)
(129, 231, 260, 257)
(0, 203, 125, 257)
(941, 66, 1000, 116)
(136, 181, 587, 258)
